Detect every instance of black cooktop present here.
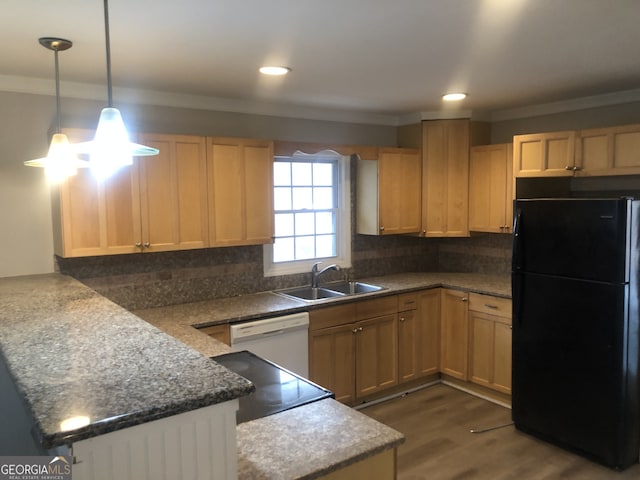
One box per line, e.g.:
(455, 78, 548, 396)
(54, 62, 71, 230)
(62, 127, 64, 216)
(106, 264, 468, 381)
(213, 350, 334, 424)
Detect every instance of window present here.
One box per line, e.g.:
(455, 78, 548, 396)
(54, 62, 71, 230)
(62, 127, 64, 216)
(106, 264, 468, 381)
(263, 150, 351, 276)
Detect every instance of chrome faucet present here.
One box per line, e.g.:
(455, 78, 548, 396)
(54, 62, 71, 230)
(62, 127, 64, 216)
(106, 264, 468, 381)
(311, 262, 341, 288)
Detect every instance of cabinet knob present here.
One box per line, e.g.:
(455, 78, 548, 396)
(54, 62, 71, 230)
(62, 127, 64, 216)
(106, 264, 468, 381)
(135, 242, 142, 248)
(400, 317, 405, 322)
(379, 226, 385, 232)
(352, 328, 358, 334)
(143, 242, 150, 248)
(461, 297, 468, 302)
(358, 327, 363, 332)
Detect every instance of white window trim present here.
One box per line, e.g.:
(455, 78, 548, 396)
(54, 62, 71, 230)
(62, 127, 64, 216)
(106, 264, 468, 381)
(263, 152, 352, 277)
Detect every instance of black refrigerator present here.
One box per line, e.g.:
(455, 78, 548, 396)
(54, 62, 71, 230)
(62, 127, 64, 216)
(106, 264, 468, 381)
(512, 198, 640, 470)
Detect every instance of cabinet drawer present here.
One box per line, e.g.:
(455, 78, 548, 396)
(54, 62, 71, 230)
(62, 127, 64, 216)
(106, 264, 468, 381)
(468, 293, 512, 320)
(355, 295, 398, 321)
(310, 303, 357, 331)
(398, 292, 418, 311)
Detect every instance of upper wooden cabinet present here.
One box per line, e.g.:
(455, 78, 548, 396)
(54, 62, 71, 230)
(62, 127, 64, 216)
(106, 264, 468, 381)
(575, 124, 640, 176)
(208, 137, 274, 246)
(138, 134, 209, 252)
(54, 131, 208, 257)
(356, 147, 421, 235)
(421, 119, 473, 237)
(513, 131, 576, 177)
(468, 144, 514, 234)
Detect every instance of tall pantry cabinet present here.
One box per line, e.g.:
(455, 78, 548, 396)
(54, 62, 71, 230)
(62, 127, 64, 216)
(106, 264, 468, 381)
(420, 119, 490, 237)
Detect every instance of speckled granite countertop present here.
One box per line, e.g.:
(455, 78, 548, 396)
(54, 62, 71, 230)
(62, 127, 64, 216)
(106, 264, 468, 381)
(236, 399, 404, 480)
(0, 274, 254, 449)
(135, 272, 511, 341)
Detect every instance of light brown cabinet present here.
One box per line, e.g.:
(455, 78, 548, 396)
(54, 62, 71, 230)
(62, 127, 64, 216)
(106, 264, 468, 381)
(198, 324, 231, 346)
(439, 288, 469, 380)
(576, 124, 640, 176)
(309, 296, 398, 404)
(513, 130, 576, 177)
(356, 147, 421, 235)
(468, 144, 514, 234)
(54, 131, 208, 257)
(421, 119, 472, 237)
(208, 137, 274, 246)
(468, 293, 512, 394)
(398, 290, 440, 383)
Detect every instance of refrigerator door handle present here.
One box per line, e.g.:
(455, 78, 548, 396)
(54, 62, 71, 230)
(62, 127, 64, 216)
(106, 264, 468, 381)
(513, 208, 523, 271)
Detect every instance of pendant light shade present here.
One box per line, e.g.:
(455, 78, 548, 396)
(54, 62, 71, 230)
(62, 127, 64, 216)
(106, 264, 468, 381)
(24, 37, 88, 183)
(75, 0, 159, 180)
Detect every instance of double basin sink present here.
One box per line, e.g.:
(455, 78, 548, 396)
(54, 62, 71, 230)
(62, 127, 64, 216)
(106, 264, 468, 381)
(275, 281, 385, 302)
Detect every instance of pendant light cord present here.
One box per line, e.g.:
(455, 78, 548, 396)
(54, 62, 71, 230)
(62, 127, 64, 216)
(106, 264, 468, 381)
(53, 46, 62, 133)
(103, 0, 113, 107)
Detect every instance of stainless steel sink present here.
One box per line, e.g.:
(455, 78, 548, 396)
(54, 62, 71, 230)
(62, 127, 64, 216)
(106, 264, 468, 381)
(275, 281, 385, 302)
(323, 281, 385, 295)
(276, 286, 346, 302)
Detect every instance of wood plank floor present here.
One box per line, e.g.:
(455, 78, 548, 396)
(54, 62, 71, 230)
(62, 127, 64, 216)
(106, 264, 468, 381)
(360, 384, 640, 479)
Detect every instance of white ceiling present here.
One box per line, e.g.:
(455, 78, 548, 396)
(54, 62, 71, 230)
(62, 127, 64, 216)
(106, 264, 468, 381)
(2, 0, 640, 125)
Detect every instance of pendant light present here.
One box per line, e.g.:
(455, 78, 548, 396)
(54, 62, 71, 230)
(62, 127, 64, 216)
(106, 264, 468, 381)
(74, 0, 159, 180)
(24, 37, 88, 183)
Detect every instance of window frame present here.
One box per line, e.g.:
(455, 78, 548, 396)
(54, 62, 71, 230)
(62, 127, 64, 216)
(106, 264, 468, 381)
(263, 151, 351, 277)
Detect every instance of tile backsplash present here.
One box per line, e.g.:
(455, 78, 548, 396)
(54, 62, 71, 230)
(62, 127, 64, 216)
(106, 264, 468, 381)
(56, 233, 511, 310)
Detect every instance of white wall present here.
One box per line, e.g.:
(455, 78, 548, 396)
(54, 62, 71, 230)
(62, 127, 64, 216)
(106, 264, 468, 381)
(0, 92, 56, 277)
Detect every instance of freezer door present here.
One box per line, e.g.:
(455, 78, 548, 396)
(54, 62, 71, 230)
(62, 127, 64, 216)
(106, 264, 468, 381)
(512, 272, 639, 468)
(512, 198, 633, 283)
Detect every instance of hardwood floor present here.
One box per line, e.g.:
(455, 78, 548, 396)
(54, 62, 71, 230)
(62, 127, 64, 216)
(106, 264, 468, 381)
(360, 384, 640, 479)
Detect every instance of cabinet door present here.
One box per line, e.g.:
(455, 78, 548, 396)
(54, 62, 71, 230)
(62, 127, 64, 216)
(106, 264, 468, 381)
(469, 311, 493, 387)
(55, 129, 141, 257)
(469, 144, 513, 234)
(309, 323, 356, 404)
(440, 289, 469, 380)
(513, 131, 576, 177)
(355, 314, 398, 398)
(493, 320, 512, 394)
(208, 137, 274, 246)
(138, 134, 208, 252)
(422, 119, 470, 237)
(378, 148, 421, 235)
(398, 289, 441, 383)
(576, 124, 640, 176)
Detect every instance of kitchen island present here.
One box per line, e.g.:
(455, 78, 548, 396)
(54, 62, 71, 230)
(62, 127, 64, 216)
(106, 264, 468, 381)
(0, 273, 404, 479)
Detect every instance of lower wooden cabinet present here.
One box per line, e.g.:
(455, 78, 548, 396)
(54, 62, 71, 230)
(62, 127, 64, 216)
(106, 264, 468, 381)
(198, 324, 231, 346)
(309, 287, 512, 403)
(468, 293, 512, 394)
(398, 290, 440, 383)
(309, 297, 398, 404)
(440, 289, 469, 380)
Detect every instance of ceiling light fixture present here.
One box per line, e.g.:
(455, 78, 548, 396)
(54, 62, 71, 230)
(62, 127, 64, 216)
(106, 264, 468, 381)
(442, 93, 467, 101)
(74, 0, 159, 180)
(24, 37, 88, 183)
(259, 66, 291, 76)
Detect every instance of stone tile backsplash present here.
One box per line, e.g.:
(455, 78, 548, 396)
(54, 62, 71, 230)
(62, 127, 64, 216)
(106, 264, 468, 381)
(56, 233, 512, 310)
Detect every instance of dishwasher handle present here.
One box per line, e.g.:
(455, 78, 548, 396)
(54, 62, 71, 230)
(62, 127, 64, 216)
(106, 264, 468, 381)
(230, 312, 309, 345)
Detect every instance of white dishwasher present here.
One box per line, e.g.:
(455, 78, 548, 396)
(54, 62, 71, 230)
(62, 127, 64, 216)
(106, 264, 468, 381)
(229, 312, 310, 378)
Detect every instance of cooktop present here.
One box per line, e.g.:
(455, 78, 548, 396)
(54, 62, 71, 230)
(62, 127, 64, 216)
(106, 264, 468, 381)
(213, 350, 334, 424)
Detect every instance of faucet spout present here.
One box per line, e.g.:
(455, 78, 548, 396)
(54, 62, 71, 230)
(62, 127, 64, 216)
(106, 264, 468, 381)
(311, 262, 341, 288)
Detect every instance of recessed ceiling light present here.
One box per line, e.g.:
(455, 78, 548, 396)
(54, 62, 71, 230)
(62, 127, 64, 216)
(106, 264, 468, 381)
(442, 93, 467, 101)
(259, 66, 291, 76)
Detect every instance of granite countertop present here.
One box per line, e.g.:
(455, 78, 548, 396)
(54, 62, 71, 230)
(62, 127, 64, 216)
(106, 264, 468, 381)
(236, 399, 404, 480)
(135, 272, 511, 350)
(0, 274, 254, 449)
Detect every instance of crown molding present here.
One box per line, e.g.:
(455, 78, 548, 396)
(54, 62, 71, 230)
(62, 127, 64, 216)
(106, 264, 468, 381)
(0, 74, 400, 126)
(489, 89, 640, 122)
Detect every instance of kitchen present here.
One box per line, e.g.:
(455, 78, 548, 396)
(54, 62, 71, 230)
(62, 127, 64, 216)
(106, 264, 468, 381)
(2, 1, 640, 479)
